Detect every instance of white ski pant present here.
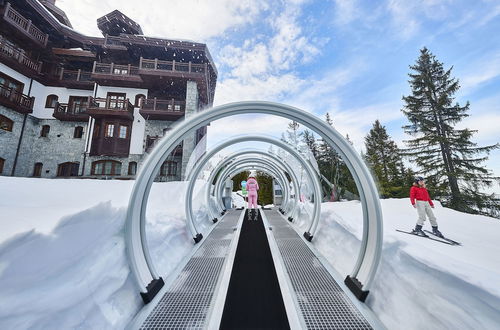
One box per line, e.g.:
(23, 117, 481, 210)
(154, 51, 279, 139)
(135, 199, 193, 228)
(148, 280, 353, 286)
(416, 200, 437, 227)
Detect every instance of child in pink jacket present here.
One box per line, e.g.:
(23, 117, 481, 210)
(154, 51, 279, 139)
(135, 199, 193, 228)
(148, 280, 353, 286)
(247, 175, 259, 220)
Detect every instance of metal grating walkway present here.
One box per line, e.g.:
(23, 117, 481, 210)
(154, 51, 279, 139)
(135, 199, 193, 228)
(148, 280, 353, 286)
(138, 211, 242, 329)
(263, 209, 374, 330)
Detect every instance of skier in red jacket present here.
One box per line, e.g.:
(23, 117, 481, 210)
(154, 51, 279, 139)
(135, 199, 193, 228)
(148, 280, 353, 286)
(410, 177, 443, 237)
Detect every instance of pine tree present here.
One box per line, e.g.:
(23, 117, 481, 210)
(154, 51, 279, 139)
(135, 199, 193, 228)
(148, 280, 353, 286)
(402, 47, 499, 216)
(317, 113, 358, 200)
(301, 129, 319, 158)
(364, 120, 406, 198)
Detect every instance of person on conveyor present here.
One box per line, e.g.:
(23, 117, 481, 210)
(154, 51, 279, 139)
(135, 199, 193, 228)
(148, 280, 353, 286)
(410, 176, 444, 238)
(247, 173, 259, 221)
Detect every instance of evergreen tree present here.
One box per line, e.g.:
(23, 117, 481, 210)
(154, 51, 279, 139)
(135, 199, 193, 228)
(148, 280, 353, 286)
(402, 47, 499, 216)
(256, 171, 273, 205)
(301, 129, 319, 158)
(284, 120, 301, 147)
(317, 112, 358, 200)
(364, 120, 406, 198)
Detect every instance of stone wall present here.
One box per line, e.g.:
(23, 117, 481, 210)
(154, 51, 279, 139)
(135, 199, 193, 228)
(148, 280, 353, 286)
(181, 80, 199, 179)
(0, 106, 25, 176)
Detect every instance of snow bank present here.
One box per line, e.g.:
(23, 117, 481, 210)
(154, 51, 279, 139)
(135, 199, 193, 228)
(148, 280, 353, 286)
(313, 199, 500, 330)
(0, 177, 208, 329)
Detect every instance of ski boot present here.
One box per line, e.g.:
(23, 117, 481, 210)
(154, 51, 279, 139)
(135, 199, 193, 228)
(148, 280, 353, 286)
(432, 226, 444, 238)
(411, 224, 426, 237)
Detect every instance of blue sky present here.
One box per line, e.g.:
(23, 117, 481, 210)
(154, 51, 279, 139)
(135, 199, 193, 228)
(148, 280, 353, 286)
(59, 0, 500, 190)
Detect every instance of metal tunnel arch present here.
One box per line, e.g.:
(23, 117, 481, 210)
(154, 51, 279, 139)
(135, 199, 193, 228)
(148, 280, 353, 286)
(184, 138, 318, 239)
(125, 101, 383, 303)
(203, 150, 300, 223)
(210, 157, 298, 218)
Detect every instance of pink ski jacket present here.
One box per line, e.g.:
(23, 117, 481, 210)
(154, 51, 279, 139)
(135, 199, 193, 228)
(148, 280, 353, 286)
(246, 178, 259, 193)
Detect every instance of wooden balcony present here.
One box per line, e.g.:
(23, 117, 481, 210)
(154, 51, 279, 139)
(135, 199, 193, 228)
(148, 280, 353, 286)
(2, 2, 48, 47)
(139, 57, 207, 77)
(139, 98, 185, 120)
(87, 97, 134, 120)
(0, 84, 34, 114)
(53, 68, 93, 90)
(91, 62, 143, 87)
(52, 101, 89, 122)
(0, 38, 42, 74)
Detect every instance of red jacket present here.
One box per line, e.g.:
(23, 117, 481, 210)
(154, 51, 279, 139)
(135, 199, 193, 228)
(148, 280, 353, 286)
(410, 186, 434, 207)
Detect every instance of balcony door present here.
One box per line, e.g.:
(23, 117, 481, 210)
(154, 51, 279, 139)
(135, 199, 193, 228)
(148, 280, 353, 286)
(107, 92, 126, 109)
(69, 96, 88, 114)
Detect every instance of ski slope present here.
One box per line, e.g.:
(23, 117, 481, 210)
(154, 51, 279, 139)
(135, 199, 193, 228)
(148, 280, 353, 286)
(0, 177, 499, 329)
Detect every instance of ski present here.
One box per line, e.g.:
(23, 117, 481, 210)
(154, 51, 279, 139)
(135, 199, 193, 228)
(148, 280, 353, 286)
(395, 229, 456, 245)
(424, 230, 461, 246)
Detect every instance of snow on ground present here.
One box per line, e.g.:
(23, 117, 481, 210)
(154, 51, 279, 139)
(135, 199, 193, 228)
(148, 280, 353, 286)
(311, 199, 500, 330)
(0, 177, 208, 329)
(1, 177, 500, 329)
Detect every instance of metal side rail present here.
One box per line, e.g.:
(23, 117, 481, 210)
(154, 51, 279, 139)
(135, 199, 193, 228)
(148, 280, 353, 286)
(128, 209, 245, 330)
(262, 208, 385, 330)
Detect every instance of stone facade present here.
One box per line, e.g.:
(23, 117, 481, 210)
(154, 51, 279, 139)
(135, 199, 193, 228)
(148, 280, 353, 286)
(0, 106, 25, 175)
(181, 80, 199, 179)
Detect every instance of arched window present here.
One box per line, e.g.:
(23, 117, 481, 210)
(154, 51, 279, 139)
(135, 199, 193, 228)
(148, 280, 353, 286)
(45, 94, 58, 108)
(135, 94, 145, 107)
(160, 161, 177, 176)
(57, 162, 79, 177)
(33, 162, 43, 177)
(0, 158, 5, 174)
(40, 125, 50, 137)
(128, 161, 137, 175)
(74, 126, 83, 138)
(92, 160, 122, 176)
(0, 114, 13, 131)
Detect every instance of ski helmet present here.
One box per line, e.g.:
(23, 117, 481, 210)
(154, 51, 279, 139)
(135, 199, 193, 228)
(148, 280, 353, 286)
(414, 176, 424, 183)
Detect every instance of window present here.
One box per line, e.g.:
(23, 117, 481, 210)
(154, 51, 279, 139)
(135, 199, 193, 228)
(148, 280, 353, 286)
(45, 95, 58, 108)
(68, 96, 88, 113)
(57, 162, 79, 177)
(33, 163, 43, 177)
(107, 92, 126, 108)
(163, 127, 171, 136)
(74, 126, 83, 138)
(160, 161, 177, 176)
(0, 73, 24, 97)
(119, 125, 128, 139)
(0, 115, 13, 131)
(135, 94, 145, 107)
(0, 158, 4, 174)
(105, 124, 114, 137)
(40, 125, 50, 137)
(128, 161, 137, 175)
(113, 67, 129, 75)
(92, 160, 122, 176)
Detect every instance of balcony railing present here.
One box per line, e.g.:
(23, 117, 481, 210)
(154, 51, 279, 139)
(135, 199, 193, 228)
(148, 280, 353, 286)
(92, 62, 140, 76)
(53, 101, 89, 121)
(140, 98, 185, 112)
(3, 2, 48, 46)
(55, 102, 88, 115)
(58, 68, 92, 82)
(88, 97, 134, 114)
(139, 57, 206, 74)
(0, 84, 34, 113)
(0, 38, 42, 72)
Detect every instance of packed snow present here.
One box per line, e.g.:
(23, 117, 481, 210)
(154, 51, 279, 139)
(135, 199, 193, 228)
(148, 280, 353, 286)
(0, 177, 499, 329)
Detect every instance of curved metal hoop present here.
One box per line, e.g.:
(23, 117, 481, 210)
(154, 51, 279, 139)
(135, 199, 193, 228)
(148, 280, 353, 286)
(204, 150, 300, 221)
(211, 157, 298, 216)
(125, 101, 383, 302)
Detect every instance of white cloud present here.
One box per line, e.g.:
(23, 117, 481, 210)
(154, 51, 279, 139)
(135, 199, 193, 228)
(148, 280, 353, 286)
(331, 0, 360, 25)
(459, 51, 500, 93)
(385, 0, 453, 39)
(57, 0, 269, 41)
